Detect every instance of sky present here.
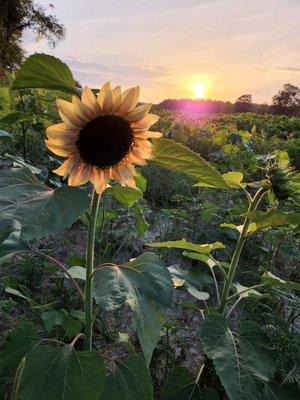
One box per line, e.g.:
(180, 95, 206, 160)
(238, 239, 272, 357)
(23, 0, 300, 104)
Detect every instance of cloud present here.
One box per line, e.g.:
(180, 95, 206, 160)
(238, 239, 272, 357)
(275, 67, 300, 72)
(64, 54, 170, 87)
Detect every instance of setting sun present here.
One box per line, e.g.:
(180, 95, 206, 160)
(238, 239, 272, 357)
(193, 82, 206, 99)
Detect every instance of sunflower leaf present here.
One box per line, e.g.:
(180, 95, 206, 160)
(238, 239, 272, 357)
(93, 253, 173, 365)
(152, 139, 230, 189)
(18, 345, 105, 400)
(12, 54, 78, 95)
(0, 167, 89, 242)
(102, 355, 154, 400)
(147, 239, 224, 254)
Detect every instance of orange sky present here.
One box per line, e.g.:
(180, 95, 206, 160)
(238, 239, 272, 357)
(24, 0, 300, 104)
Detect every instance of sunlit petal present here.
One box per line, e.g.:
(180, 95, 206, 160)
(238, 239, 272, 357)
(98, 82, 113, 114)
(117, 86, 140, 115)
(81, 86, 101, 116)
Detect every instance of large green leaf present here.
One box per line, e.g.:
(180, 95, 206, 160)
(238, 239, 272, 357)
(152, 139, 230, 189)
(93, 253, 173, 365)
(245, 210, 300, 233)
(262, 272, 300, 292)
(263, 382, 300, 400)
(0, 167, 89, 241)
(18, 345, 105, 400)
(102, 355, 154, 400)
(12, 54, 77, 95)
(200, 314, 276, 400)
(0, 322, 39, 375)
(162, 366, 201, 400)
(147, 239, 224, 254)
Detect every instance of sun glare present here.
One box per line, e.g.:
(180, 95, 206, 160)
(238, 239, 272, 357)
(193, 82, 206, 99)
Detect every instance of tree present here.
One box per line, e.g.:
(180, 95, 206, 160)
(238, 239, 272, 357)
(0, 0, 65, 70)
(271, 83, 300, 116)
(233, 94, 253, 113)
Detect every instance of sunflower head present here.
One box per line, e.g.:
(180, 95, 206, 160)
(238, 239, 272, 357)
(268, 162, 300, 205)
(45, 82, 162, 194)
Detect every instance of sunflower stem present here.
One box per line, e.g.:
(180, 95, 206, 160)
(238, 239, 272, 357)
(85, 190, 100, 351)
(218, 188, 265, 314)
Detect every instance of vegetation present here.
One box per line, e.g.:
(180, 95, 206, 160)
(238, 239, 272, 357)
(0, 54, 299, 400)
(0, 0, 64, 70)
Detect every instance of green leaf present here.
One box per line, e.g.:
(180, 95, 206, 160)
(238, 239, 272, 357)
(0, 218, 28, 263)
(200, 201, 219, 220)
(41, 309, 68, 332)
(102, 355, 154, 400)
(135, 172, 147, 192)
(162, 366, 201, 400)
(0, 129, 12, 139)
(93, 253, 173, 365)
(0, 322, 39, 375)
(0, 111, 28, 124)
(148, 239, 224, 254)
(5, 287, 36, 304)
(183, 252, 217, 269)
(262, 272, 300, 292)
(0, 87, 10, 108)
(12, 54, 77, 95)
(200, 314, 276, 400)
(220, 223, 243, 233)
(263, 382, 300, 400)
(152, 139, 230, 189)
(222, 171, 244, 188)
(168, 264, 212, 300)
(233, 283, 263, 298)
(65, 266, 86, 281)
(244, 210, 300, 233)
(0, 167, 89, 241)
(18, 345, 105, 400)
(134, 205, 149, 237)
(109, 186, 142, 206)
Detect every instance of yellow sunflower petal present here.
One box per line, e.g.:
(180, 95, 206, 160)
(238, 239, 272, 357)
(97, 82, 113, 114)
(117, 86, 140, 115)
(45, 140, 77, 157)
(134, 131, 163, 139)
(81, 86, 101, 116)
(132, 146, 152, 160)
(57, 99, 86, 128)
(46, 136, 77, 147)
(91, 168, 108, 194)
(131, 113, 160, 131)
(125, 103, 152, 123)
(134, 138, 153, 152)
(46, 123, 78, 141)
(111, 86, 122, 112)
(127, 153, 148, 166)
(68, 162, 92, 186)
(52, 152, 81, 178)
(72, 96, 95, 120)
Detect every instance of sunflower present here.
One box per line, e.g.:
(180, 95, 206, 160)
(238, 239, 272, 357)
(45, 82, 162, 194)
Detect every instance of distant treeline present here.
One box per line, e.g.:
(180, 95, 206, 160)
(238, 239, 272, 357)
(159, 84, 300, 117)
(158, 98, 269, 115)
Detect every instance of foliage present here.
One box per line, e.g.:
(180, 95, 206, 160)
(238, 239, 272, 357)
(271, 83, 300, 117)
(0, 0, 65, 70)
(0, 53, 299, 400)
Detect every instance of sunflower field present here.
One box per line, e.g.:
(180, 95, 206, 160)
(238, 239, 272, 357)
(0, 54, 299, 400)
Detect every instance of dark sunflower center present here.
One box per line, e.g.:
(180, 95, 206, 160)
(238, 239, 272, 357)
(76, 115, 134, 168)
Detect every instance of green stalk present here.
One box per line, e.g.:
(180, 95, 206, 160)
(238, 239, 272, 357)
(85, 191, 100, 350)
(218, 188, 265, 314)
